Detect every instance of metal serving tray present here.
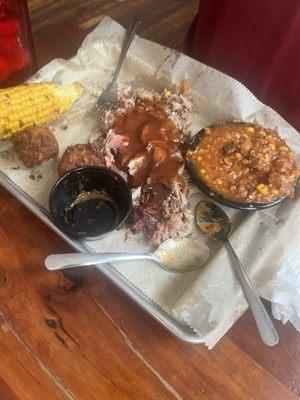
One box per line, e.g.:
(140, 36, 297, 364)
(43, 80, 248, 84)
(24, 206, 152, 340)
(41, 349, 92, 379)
(0, 171, 202, 344)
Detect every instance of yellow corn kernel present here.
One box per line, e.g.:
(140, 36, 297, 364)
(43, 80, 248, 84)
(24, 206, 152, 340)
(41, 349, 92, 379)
(269, 143, 275, 150)
(260, 131, 266, 137)
(247, 126, 255, 132)
(256, 183, 268, 194)
(242, 159, 249, 165)
(197, 155, 203, 161)
(200, 169, 206, 174)
(223, 157, 231, 165)
(0, 82, 83, 140)
(279, 146, 288, 151)
(234, 152, 242, 159)
(164, 90, 172, 97)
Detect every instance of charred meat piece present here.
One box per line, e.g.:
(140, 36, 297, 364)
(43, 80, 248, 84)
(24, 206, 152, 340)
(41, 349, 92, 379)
(249, 155, 271, 174)
(14, 126, 59, 167)
(239, 136, 252, 154)
(268, 170, 295, 195)
(58, 143, 103, 176)
(128, 182, 192, 246)
(222, 142, 238, 156)
(273, 154, 295, 174)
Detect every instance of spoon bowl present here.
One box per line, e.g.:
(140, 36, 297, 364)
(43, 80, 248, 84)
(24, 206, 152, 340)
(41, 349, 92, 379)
(195, 200, 231, 240)
(154, 237, 210, 272)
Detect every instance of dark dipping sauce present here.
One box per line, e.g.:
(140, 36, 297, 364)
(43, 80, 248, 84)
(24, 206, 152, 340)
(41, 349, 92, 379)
(112, 101, 185, 204)
(65, 190, 119, 236)
(49, 166, 132, 240)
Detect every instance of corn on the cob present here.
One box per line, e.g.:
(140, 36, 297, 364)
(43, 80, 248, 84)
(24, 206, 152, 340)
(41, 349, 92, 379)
(0, 82, 83, 140)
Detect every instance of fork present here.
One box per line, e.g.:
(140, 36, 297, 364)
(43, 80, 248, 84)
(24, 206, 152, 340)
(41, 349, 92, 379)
(95, 20, 141, 106)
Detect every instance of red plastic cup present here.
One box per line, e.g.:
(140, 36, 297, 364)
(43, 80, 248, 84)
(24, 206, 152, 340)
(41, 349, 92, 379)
(0, 0, 36, 87)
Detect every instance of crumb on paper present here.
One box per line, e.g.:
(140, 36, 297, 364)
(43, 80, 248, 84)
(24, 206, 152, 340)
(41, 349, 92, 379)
(179, 79, 190, 95)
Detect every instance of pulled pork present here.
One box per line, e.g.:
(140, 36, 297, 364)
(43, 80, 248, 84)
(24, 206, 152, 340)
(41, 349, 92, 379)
(129, 181, 192, 246)
(98, 87, 192, 246)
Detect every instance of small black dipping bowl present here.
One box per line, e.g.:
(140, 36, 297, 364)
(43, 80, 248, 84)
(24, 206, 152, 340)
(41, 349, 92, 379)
(186, 123, 286, 211)
(49, 166, 132, 240)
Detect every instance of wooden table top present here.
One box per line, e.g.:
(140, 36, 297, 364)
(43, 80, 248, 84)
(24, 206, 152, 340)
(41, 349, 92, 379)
(0, 24, 299, 400)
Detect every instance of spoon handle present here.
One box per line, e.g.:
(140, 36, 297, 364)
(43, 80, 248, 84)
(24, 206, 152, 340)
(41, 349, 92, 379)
(224, 240, 279, 346)
(45, 252, 153, 271)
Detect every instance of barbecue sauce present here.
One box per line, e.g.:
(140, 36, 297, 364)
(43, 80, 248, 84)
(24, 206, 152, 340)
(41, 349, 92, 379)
(112, 102, 185, 199)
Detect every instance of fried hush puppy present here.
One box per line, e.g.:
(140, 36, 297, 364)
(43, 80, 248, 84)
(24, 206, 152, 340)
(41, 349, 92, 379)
(14, 126, 59, 167)
(58, 143, 103, 176)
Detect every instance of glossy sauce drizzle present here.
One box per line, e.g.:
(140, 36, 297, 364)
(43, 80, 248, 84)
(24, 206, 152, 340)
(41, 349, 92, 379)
(112, 102, 185, 200)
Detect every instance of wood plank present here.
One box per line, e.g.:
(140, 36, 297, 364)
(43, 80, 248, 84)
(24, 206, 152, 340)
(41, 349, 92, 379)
(27, 0, 199, 49)
(0, 377, 19, 400)
(0, 312, 72, 399)
(0, 185, 298, 400)
(227, 308, 300, 391)
(34, 24, 87, 67)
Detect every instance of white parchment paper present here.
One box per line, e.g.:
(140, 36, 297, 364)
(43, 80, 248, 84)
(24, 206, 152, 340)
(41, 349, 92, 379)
(1, 17, 299, 348)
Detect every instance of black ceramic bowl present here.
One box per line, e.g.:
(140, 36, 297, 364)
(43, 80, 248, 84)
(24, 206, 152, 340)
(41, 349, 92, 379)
(49, 166, 132, 240)
(186, 124, 286, 211)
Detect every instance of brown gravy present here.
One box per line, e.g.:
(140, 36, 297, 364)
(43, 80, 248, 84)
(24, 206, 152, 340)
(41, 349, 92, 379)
(112, 102, 185, 195)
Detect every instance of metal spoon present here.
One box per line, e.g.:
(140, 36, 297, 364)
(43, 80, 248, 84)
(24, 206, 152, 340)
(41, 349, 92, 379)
(45, 237, 210, 273)
(195, 200, 279, 346)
